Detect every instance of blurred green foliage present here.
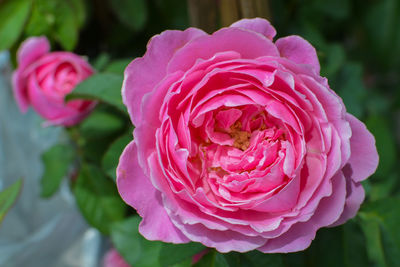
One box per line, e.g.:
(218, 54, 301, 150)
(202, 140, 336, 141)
(0, 179, 23, 224)
(1, 0, 400, 266)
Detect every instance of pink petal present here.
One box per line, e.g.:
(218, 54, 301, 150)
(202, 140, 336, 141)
(275, 36, 320, 74)
(169, 213, 267, 253)
(17, 36, 50, 70)
(27, 74, 79, 120)
(167, 27, 280, 74)
(45, 101, 97, 126)
(230, 18, 277, 41)
(122, 28, 206, 126)
(12, 37, 50, 112)
(251, 172, 300, 212)
(12, 71, 30, 112)
(258, 171, 346, 253)
(116, 142, 189, 243)
(346, 114, 379, 182)
(329, 179, 365, 227)
(216, 108, 242, 130)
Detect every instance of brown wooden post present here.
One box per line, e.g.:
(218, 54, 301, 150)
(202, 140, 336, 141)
(187, 0, 272, 31)
(219, 0, 240, 27)
(187, 0, 218, 33)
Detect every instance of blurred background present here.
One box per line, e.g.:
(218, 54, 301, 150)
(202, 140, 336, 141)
(0, 0, 399, 266)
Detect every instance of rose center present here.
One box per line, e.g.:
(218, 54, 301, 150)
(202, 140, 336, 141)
(229, 121, 251, 150)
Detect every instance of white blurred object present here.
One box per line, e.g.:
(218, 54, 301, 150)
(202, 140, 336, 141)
(0, 51, 102, 267)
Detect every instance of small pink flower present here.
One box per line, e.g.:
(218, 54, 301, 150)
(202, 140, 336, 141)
(117, 18, 379, 253)
(192, 249, 210, 264)
(12, 36, 96, 126)
(103, 248, 131, 267)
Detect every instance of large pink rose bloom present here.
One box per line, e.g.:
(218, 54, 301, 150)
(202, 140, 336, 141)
(12, 36, 96, 126)
(117, 18, 379, 253)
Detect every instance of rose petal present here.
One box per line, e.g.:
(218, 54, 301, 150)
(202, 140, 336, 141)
(275, 36, 320, 74)
(230, 18, 277, 41)
(122, 28, 206, 126)
(117, 142, 189, 243)
(12, 37, 50, 112)
(167, 27, 280, 74)
(17, 36, 50, 70)
(346, 114, 379, 182)
(258, 171, 346, 253)
(329, 179, 365, 227)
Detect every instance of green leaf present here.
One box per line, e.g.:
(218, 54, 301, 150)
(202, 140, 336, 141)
(282, 252, 307, 267)
(342, 221, 370, 267)
(105, 59, 133, 75)
(24, 0, 56, 36)
(78, 107, 127, 164)
(0, 179, 23, 224)
(102, 132, 132, 181)
(221, 251, 283, 267)
(53, 1, 79, 50)
(159, 242, 205, 267)
(320, 43, 346, 78)
(69, 0, 86, 28)
(359, 213, 388, 267)
(306, 227, 344, 267)
(242, 251, 283, 267)
(368, 173, 397, 201)
(79, 109, 125, 139)
(111, 216, 162, 267)
(67, 73, 126, 113)
(221, 252, 243, 267)
(365, 115, 396, 178)
(92, 53, 111, 72)
(109, 0, 147, 31)
(171, 258, 192, 267)
(73, 164, 126, 234)
(0, 0, 32, 50)
(23, 0, 81, 50)
(40, 143, 75, 198)
(193, 251, 228, 267)
(336, 63, 367, 118)
(359, 197, 400, 267)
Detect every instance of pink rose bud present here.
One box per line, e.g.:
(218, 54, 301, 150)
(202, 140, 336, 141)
(103, 248, 131, 267)
(12, 36, 96, 126)
(192, 249, 210, 264)
(117, 18, 379, 253)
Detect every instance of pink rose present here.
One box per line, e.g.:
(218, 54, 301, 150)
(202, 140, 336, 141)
(12, 36, 96, 126)
(117, 18, 379, 253)
(103, 248, 131, 267)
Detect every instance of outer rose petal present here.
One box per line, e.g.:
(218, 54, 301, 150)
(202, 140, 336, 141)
(230, 17, 277, 40)
(346, 114, 379, 182)
(27, 75, 79, 119)
(17, 36, 50, 70)
(275, 36, 321, 74)
(12, 37, 50, 113)
(12, 71, 30, 113)
(258, 171, 346, 253)
(167, 27, 280, 74)
(117, 141, 189, 243)
(44, 101, 97, 127)
(122, 28, 206, 126)
(329, 180, 365, 227)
